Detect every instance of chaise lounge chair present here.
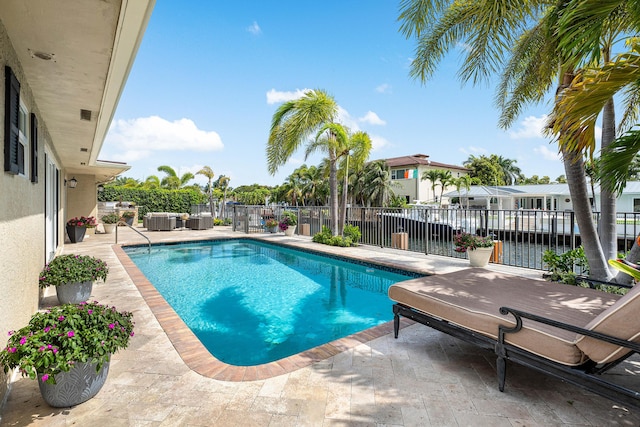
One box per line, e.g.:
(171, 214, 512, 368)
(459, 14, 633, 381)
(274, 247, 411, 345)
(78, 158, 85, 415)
(389, 269, 640, 410)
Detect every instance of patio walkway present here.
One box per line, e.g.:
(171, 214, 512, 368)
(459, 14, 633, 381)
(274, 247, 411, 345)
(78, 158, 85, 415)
(1, 226, 639, 426)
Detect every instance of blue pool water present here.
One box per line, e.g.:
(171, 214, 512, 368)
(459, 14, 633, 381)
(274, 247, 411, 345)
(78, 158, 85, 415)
(124, 239, 421, 366)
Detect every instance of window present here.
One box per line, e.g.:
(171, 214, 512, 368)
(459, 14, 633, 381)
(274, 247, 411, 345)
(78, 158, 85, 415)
(634, 199, 640, 212)
(18, 100, 28, 177)
(4, 66, 21, 174)
(391, 169, 417, 180)
(391, 169, 406, 180)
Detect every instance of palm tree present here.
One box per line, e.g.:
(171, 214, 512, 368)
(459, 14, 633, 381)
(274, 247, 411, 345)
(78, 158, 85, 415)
(267, 89, 340, 235)
(421, 169, 441, 204)
(398, 0, 631, 280)
(437, 170, 453, 206)
(216, 175, 230, 218)
(157, 165, 194, 190)
(142, 175, 161, 189)
(197, 166, 215, 216)
(337, 130, 372, 234)
(452, 175, 472, 208)
(494, 156, 522, 185)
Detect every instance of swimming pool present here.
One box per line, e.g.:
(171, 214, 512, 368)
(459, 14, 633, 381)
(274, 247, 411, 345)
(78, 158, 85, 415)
(124, 239, 422, 366)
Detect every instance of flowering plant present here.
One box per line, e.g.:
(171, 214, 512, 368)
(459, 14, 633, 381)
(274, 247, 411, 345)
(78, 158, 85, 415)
(39, 254, 108, 288)
(0, 301, 134, 383)
(453, 232, 494, 253)
(120, 211, 136, 219)
(66, 216, 96, 228)
(278, 211, 298, 231)
(278, 216, 294, 231)
(101, 213, 120, 224)
(265, 218, 278, 228)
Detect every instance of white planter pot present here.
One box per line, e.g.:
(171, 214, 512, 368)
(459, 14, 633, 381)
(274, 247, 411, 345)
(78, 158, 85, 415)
(103, 223, 116, 234)
(283, 225, 296, 236)
(468, 247, 493, 267)
(38, 360, 110, 407)
(56, 281, 93, 304)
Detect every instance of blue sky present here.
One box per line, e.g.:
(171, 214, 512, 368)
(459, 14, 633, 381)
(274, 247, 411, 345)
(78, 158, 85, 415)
(101, 1, 568, 188)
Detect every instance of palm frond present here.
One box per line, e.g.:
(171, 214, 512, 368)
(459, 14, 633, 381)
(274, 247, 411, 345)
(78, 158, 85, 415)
(600, 129, 640, 194)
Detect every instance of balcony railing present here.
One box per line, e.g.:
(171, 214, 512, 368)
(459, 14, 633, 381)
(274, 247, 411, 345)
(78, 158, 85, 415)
(229, 205, 640, 271)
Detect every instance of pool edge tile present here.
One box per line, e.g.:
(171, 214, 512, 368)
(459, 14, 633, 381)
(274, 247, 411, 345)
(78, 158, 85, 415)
(113, 240, 415, 382)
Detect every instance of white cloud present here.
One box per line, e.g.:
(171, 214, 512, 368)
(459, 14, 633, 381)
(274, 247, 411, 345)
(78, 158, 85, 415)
(508, 115, 548, 139)
(369, 134, 389, 151)
(266, 88, 312, 104)
(247, 21, 262, 35)
(459, 146, 488, 156)
(375, 83, 391, 94)
(358, 111, 386, 126)
(104, 116, 223, 162)
(534, 145, 561, 161)
(336, 106, 360, 131)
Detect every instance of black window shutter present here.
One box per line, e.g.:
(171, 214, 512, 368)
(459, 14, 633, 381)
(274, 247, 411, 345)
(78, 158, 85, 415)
(4, 66, 20, 174)
(30, 113, 38, 183)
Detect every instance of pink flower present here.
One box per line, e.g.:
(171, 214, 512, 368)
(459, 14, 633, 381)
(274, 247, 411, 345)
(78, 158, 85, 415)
(67, 331, 75, 338)
(87, 309, 93, 315)
(108, 323, 115, 330)
(51, 347, 58, 354)
(41, 374, 49, 382)
(7, 347, 16, 353)
(44, 326, 50, 333)
(19, 337, 26, 345)
(130, 331, 135, 337)
(58, 316, 65, 321)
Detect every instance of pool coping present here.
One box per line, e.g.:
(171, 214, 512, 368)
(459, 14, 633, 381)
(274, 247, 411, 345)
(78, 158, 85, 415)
(113, 237, 418, 381)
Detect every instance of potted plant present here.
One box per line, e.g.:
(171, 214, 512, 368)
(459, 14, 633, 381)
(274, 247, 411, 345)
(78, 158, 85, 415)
(453, 232, 495, 267)
(39, 254, 109, 304)
(0, 301, 134, 408)
(265, 218, 279, 233)
(120, 211, 136, 226)
(279, 211, 298, 236)
(101, 213, 119, 234)
(65, 216, 96, 243)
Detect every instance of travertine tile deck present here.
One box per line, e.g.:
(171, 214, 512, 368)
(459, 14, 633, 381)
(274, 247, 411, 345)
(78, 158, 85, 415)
(1, 226, 639, 426)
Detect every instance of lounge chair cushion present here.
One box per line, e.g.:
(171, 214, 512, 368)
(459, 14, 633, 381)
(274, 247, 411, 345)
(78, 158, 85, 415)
(577, 282, 640, 364)
(388, 269, 620, 366)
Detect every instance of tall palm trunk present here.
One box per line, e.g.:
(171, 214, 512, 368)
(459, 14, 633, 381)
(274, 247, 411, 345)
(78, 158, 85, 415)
(339, 154, 349, 235)
(558, 72, 611, 280)
(600, 97, 617, 262)
(329, 154, 339, 236)
(563, 148, 611, 279)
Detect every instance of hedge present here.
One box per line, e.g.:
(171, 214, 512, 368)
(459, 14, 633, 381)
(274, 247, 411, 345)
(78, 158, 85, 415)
(98, 187, 207, 218)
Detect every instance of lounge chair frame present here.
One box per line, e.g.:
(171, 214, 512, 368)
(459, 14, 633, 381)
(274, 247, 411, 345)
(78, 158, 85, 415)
(393, 297, 640, 410)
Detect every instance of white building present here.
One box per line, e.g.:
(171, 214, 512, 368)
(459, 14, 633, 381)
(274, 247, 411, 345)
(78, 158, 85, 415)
(445, 182, 640, 212)
(385, 153, 469, 204)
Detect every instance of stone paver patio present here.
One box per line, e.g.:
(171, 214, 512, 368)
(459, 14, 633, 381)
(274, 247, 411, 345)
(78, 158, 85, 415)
(1, 226, 639, 426)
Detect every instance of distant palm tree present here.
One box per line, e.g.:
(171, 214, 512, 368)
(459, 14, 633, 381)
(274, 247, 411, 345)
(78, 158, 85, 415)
(421, 169, 441, 203)
(216, 175, 230, 218)
(494, 156, 522, 185)
(197, 166, 215, 216)
(267, 89, 340, 235)
(336, 130, 372, 234)
(452, 175, 472, 208)
(157, 165, 194, 190)
(437, 170, 453, 206)
(142, 175, 161, 189)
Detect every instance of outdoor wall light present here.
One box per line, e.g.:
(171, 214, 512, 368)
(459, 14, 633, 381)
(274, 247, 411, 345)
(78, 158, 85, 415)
(66, 177, 78, 188)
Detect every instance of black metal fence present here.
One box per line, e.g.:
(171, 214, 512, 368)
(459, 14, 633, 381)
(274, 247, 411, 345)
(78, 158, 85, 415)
(228, 205, 640, 271)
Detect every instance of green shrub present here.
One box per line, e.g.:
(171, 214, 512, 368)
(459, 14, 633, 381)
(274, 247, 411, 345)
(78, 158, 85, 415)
(343, 224, 361, 244)
(312, 226, 358, 247)
(542, 247, 588, 285)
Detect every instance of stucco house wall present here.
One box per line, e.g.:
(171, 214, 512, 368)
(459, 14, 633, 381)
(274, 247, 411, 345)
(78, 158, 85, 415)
(0, 19, 64, 402)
